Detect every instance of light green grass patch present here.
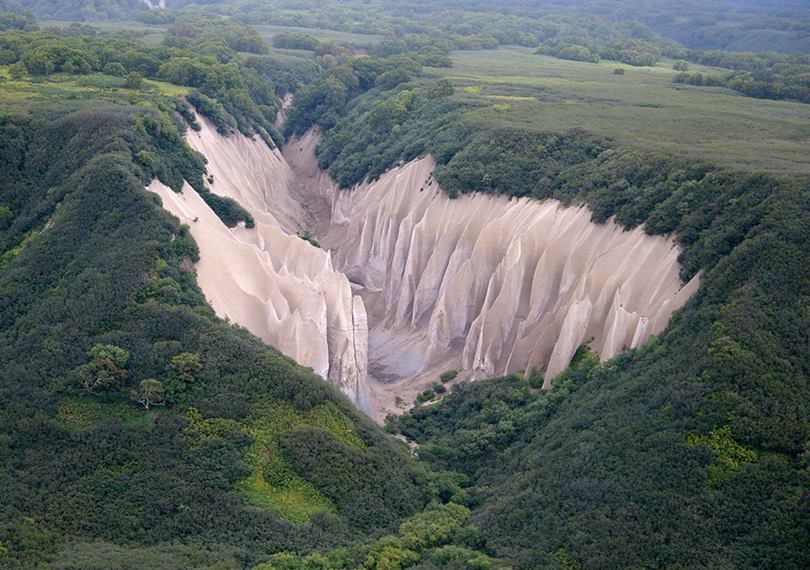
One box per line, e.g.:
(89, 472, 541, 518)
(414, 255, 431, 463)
(0, 228, 40, 271)
(187, 400, 363, 523)
(143, 79, 190, 97)
(0, 66, 188, 106)
(55, 398, 152, 430)
(238, 400, 364, 522)
(486, 95, 535, 101)
(428, 47, 810, 173)
(687, 425, 757, 484)
(253, 23, 382, 46)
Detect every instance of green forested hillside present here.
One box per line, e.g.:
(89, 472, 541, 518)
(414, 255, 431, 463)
(2, 4, 810, 569)
(0, 26, 507, 569)
(0, 100, 440, 567)
(299, 65, 810, 569)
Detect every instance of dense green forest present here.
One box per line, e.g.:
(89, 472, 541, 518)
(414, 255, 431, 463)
(20, 0, 807, 54)
(286, 31, 810, 566)
(0, 20, 505, 569)
(7, 0, 810, 102)
(2, 2, 810, 569)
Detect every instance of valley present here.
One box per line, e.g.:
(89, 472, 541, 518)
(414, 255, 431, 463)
(152, 113, 699, 420)
(2, 3, 809, 568)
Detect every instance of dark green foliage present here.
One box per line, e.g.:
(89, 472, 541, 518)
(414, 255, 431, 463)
(186, 90, 237, 134)
(439, 370, 459, 383)
(279, 427, 430, 530)
(310, 84, 474, 187)
(674, 62, 810, 104)
(45, 541, 240, 569)
(0, 103, 430, 568)
(254, 502, 508, 569)
(165, 15, 269, 55)
(673, 59, 689, 71)
(0, 10, 37, 31)
(399, 179, 810, 567)
(414, 388, 437, 406)
(75, 343, 130, 394)
(133, 378, 165, 409)
(284, 54, 422, 136)
(434, 129, 608, 199)
(123, 70, 141, 89)
(133, 111, 207, 192)
(102, 61, 125, 76)
(272, 31, 327, 52)
(198, 191, 255, 228)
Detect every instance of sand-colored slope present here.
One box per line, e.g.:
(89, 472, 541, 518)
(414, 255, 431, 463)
(151, 115, 697, 421)
(185, 118, 305, 234)
(284, 130, 700, 418)
(149, 119, 369, 410)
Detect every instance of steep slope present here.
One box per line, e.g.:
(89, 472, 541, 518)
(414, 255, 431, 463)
(399, 178, 810, 569)
(149, 117, 370, 410)
(162, 121, 698, 419)
(285, 131, 699, 417)
(0, 106, 430, 568)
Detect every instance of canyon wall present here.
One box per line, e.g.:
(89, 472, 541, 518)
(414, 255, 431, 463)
(284, 131, 700, 417)
(151, 119, 698, 420)
(149, 119, 369, 410)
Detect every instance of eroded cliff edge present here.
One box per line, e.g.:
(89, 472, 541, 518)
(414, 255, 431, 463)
(151, 118, 699, 420)
(149, 118, 370, 412)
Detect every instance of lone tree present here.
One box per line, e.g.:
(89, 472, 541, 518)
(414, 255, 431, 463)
(673, 60, 690, 72)
(134, 379, 165, 409)
(78, 343, 130, 394)
(103, 62, 126, 77)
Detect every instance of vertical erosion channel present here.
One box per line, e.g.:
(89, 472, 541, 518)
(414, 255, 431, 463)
(150, 117, 699, 421)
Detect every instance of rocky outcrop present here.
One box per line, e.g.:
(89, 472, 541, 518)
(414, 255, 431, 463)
(284, 130, 700, 418)
(151, 119, 698, 421)
(148, 118, 369, 410)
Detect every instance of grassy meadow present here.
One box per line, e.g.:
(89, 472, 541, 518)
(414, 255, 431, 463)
(430, 47, 810, 173)
(0, 65, 190, 114)
(252, 23, 381, 46)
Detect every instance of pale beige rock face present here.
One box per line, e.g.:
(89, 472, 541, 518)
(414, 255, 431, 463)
(150, 119, 698, 422)
(283, 130, 700, 419)
(148, 118, 369, 411)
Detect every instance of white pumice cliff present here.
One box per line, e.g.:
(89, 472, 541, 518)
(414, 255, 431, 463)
(150, 117, 699, 421)
(149, 118, 370, 412)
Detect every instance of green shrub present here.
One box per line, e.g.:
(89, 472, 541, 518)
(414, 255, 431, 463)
(439, 370, 459, 383)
